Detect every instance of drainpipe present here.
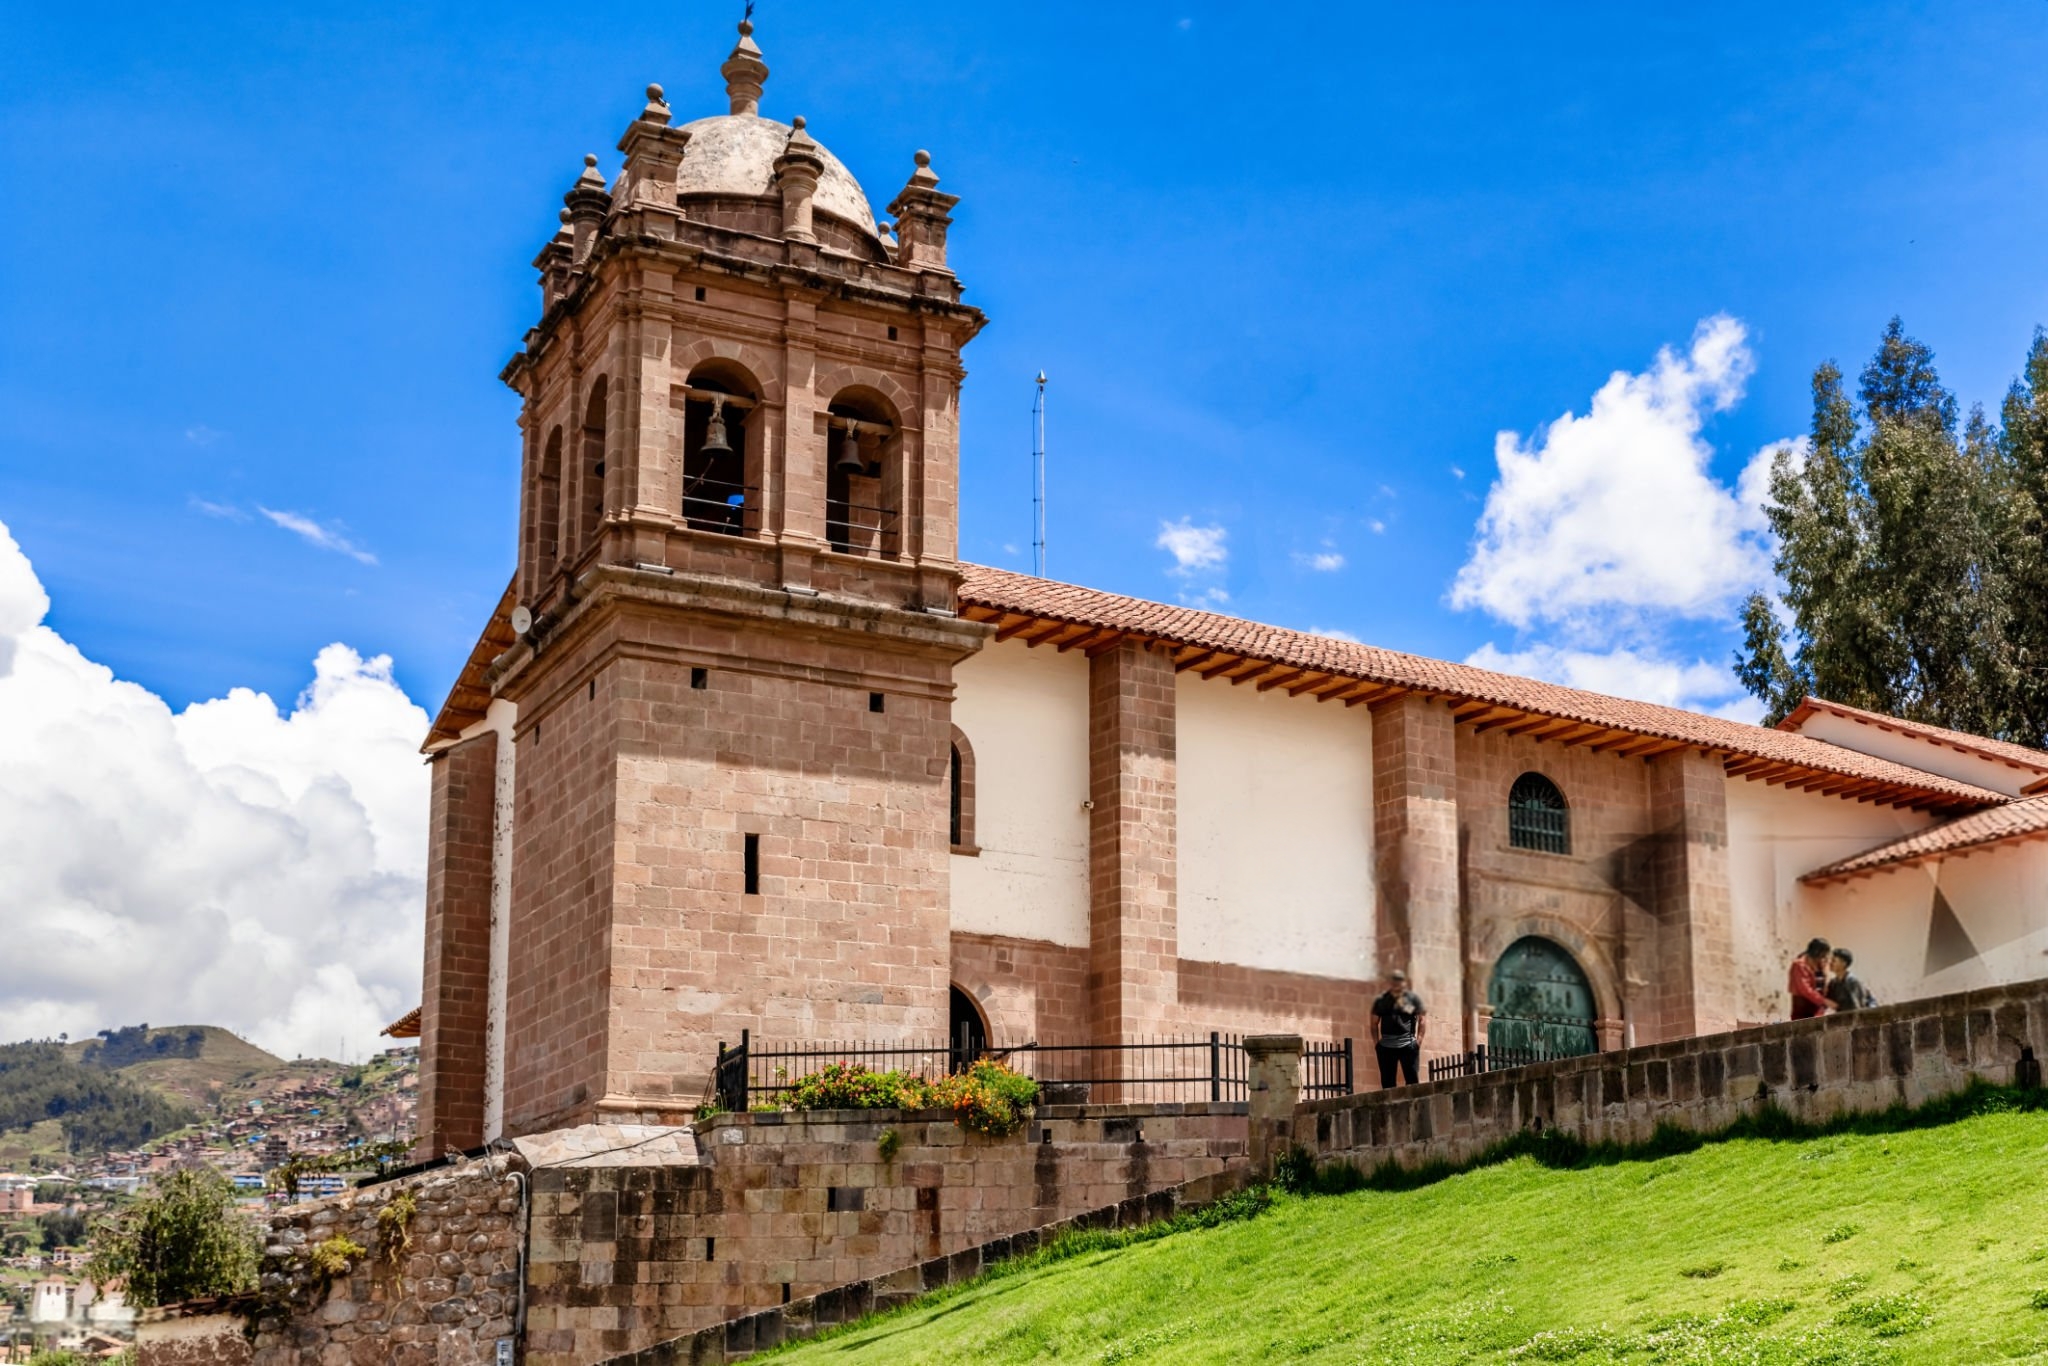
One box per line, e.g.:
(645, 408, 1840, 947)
(489, 1145, 531, 1364)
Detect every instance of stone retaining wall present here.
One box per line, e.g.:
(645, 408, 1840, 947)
(1299, 978, 2048, 1173)
(524, 1101, 1246, 1365)
(595, 1166, 1255, 1365)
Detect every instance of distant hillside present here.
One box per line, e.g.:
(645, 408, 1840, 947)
(65, 1024, 285, 1111)
(0, 1040, 197, 1158)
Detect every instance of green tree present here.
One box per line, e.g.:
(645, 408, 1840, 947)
(85, 1169, 258, 1308)
(1739, 319, 2036, 737)
(37, 1208, 87, 1250)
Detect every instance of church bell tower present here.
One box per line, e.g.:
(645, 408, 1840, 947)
(490, 23, 987, 1135)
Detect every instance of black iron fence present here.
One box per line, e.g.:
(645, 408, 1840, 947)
(710, 1031, 1354, 1113)
(1425, 1042, 1585, 1084)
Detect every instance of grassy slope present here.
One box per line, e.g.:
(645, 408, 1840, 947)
(768, 1110, 2048, 1365)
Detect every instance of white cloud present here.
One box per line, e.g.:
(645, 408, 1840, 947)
(1296, 550, 1345, 572)
(0, 517, 427, 1060)
(189, 497, 248, 522)
(184, 425, 221, 446)
(1156, 519, 1227, 575)
(1450, 315, 1769, 633)
(1466, 640, 1754, 716)
(259, 507, 379, 566)
(1368, 519, 1386, 535)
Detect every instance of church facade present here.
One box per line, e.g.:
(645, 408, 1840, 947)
(409, 24, 2048, 1155)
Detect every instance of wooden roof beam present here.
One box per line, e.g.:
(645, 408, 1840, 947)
(1175, 648, 1227, 673)
(1196, 654, 1249, 680)
(1217, 658, 1269, 683)
(1081, 631, 1129, 658)
(1458, 706, 1524, 731)
(1342, 683, 1406, 708)
(1254, 667, 1312, 693)
(993, 615, 1043, 643)
(1054, 626, 1119, 653)
(1292, 674, 1360, 699)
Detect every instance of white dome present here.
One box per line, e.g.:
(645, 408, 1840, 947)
(674, 113, 880, 242)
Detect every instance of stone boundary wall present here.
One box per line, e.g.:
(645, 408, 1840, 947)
(134, 1157, 522, 1366)
(526, 1101, 1247, 1365)
(595, 1165, 1255, 1365)
(1300, 978, 2048, 1173)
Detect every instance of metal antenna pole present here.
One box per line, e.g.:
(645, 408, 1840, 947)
(1032, 371, 1046, 577)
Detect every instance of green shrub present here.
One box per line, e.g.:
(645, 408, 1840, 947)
(1833, 1291, 1933, 1336)
(85, 1168, 258, 1308)
(877, 1128, 902, 1163)
(375, 1190, 417, 1265)
(308, 1234, 367, 1280)
(930, 1061, 1039, 1137)
(784, 1063, 935, 1112)
(1822, 1222, 1860, 1244)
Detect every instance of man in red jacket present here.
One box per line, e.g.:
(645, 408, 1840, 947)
(1789, 938, 1834, 1019)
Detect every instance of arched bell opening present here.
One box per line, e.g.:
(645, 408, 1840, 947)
(1486, 936, 1599, 1060)
(824, 388, 899, 559)
(573, 376, 609, 558)
(948, 984, 988, 1072)
(681, 361, 762, 537)
(533, 425, 563, 581)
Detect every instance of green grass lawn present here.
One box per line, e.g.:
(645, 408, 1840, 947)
(766, 1106, 2048, 1364)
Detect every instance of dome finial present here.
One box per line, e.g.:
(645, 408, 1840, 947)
(721, 9, 769, 116)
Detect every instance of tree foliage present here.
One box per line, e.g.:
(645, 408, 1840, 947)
(86, 1168, 259, 1309)
(0, 1041, 198, 1153)
(1739, 318, 2048, 741)
(80, 1024, 205, 1070)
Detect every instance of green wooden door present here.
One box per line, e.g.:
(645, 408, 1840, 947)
(1487, 937, 1598, 1058)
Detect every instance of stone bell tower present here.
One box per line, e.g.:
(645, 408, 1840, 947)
(490, 22, 987, 1136)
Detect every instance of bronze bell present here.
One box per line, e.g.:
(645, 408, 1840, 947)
(699, 396, 733, 457)
(833, 419, 868, 474)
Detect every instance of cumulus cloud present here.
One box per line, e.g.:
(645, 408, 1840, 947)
(1466, 641, 1756, 717)
(1295, 550, 1345, 572)
(1156, 519, 1227, 574)
(259, 507, 379, 566)
(1451, 315, 1769, 632)
(0, 517, 427, 1060)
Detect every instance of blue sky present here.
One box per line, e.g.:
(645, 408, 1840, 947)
(5, 1, 2048, 718)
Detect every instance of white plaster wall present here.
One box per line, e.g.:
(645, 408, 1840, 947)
(1806, 841, 2048, 1008)
(1724, 777, 1934, 1023)
(949, 641, 1091, 948)
(459, 698, 519, 1142)
(1790, 711, 2038, 797)
(1176, 674, 1374, 981)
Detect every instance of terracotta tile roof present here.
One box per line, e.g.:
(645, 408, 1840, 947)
(423, 576, 517, 751)
(956, 564, 2008, 812)
(380, 1006, 421, 1040)
(1801, 795, 2048, 884)
(1777, 696, 2048, 777)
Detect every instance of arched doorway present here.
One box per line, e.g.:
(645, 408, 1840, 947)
(948, 985, 987, 1072)
(1487, 937, 1598, 1058)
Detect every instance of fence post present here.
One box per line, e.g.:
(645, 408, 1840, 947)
(1243, 1034, 1303, 1178)
(1342, 1038, 1354, 1096)
(738, 1028, 750, 1112)
(1209, 1032, 1221, 1103)
(1475, 1042, 1486, 1076)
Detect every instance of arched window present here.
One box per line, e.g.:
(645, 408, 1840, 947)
(1508, 772, 1569, 854)
(948, 726, 976, 853)
(533, 426, 563, 580)
(682, 362, 758, 536)
(575, 376, 609, 555)
(824, 390, 898, 558)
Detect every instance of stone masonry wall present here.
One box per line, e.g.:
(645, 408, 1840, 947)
(136, 1159, 522, 1366)
(523, 1102, 1247, 1365)
(1300, 977, 2048, 1175)
(418, 730, 498, 1159)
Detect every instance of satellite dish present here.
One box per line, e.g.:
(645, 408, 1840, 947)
(511, 604, 534, 636)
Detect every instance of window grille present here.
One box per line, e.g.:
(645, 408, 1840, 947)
(1508, 772, 1570, 854)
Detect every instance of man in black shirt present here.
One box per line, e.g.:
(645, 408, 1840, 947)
(1370, 969, 1427, 1088)
(1825, 947, 1877, 1012)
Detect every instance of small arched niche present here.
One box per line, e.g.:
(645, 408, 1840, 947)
(949, 725, 977, 853)
(824, 387, 900, 559)
(681, 361, 761, 537)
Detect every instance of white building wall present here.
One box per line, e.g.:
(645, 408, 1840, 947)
(1176, 674, 1375, 981)
(1789, 711, 2039, 797)
(949, 641, 1091, 948)
(1805, 840, 2048, 1008)
(1724, 777, 1936, 1021)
